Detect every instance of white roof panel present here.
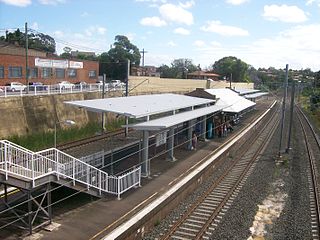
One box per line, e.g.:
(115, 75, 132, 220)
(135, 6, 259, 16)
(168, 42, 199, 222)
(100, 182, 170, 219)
(234, 88, 261, 95)
(205, 88, 256, 113)
(125, 104, 226, 131)
(65, 93, 214, 118)
(244, 92, 268, 99)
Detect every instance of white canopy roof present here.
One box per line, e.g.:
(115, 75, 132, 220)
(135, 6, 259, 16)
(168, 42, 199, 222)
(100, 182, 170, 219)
(233, 88, 261, 95)
(205, 88, 256, 113)
(125, 104, 226, 131)
(65, 93, 214, 119)
(244, 92, 269, 99)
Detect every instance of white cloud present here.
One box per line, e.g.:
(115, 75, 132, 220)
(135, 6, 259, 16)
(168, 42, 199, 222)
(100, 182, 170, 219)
(226, 0, 249, 5)
(159, 3, 194, 25)
(194, 24, 320, 71)
(126, 32, 136, 41)
(210, 41, 221, 47)
(263, 4, 308, 23)
(179, 0, 195, 9)
(81, 11, 89, 17)
(168, 41, 177, 47)
(31, 22, 39, 30)
(201, 20, 249, 36)
(193, 40, 206, 47)
(38, 0, 65, 5)
(53, 30, 64, 38)
(173, 27, 190, 35)
(0, 0, 31, 7)
(84, 26, 106, 36)
(140, 16, 167, 27)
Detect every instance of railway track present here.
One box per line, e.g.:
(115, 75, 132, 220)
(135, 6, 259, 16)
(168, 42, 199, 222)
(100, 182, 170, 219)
(296, 105, 320, 240)
(160, 102, 280, 240)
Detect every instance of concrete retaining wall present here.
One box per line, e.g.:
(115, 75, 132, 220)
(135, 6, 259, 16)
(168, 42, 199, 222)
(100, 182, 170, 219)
(0, 78, 254, 138)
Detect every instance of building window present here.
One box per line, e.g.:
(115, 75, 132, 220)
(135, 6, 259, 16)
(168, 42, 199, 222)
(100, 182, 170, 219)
(42, 68, 52, 78)
(9, 66, 22, 78)
(56, 68, 65, 79)
(0, 66, 4, 78)
(28, 67, 38, 78)
(88, 70, 96, 78)
(68, 69, 77, 77)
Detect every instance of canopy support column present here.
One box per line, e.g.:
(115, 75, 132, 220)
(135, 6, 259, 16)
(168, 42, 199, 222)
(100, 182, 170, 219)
(187, 120, 193, 150)
(201, 116, 207, 141)
(167, 127, 176, 161)
(141, 130, 150, 177)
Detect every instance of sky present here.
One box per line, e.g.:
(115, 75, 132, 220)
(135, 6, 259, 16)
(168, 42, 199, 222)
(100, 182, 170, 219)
(0, 0, 320, 71)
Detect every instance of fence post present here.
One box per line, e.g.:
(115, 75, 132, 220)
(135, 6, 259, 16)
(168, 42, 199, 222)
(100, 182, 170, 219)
(117, 177, 121, 200)
(31, 154, 35, 187)
(139, 167, 141, 187)
(4, 143, 8, 180)
(56, 150, 60, 181)
(73, 158, 75, 186)
(87, 165, 90, 190)
(99, 171, 102, 195)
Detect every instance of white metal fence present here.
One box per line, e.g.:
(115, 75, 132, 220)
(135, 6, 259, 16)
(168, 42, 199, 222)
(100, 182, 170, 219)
(0, 140, 141, 199)
(0, 83, 127, 98)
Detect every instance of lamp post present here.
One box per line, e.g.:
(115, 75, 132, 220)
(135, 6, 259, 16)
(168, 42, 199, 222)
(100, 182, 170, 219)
(54, 120, 76, 148)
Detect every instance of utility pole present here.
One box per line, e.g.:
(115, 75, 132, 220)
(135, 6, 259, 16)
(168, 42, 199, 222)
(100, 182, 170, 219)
(125, 59, 130, 137)
(229, 73, 232, 89)
(286, 81, 295, 153)
(25, 22, 29, 93)
(278, 64, 289, 157)
(140, 48, 147, 76)
(140, 48, 148, 67)
(101, 74, 106, 132)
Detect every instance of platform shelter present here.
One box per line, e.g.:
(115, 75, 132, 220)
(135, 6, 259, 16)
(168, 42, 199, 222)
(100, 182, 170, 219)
(65, 93, 226, 177)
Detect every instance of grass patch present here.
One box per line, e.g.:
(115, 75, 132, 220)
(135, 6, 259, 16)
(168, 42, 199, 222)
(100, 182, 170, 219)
(8, 119, 125, 151)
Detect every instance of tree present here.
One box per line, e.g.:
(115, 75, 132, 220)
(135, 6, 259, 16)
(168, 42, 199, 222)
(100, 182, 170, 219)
(0, 28, 56, 53)
(60, 46, 72, 59)
(159, 58, 198, 79)
(211, 56, 249, 82)
(99, 35, 141, 80)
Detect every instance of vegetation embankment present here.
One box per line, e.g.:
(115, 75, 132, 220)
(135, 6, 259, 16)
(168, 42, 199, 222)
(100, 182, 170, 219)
(8, 119, 125, 151)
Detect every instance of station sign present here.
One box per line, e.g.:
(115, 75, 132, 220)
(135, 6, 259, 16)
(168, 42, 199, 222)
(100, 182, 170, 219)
(156, 131, 167, 147)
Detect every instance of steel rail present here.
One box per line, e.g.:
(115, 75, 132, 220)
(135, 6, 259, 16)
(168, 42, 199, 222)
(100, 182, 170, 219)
(161, 102, 280, 240)
(296, 105, 320, 239)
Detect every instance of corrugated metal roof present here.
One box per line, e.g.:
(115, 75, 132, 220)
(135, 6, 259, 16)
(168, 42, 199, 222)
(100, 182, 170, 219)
(125, 104, 226, 130)
(205, 88, 256, 113)
(244, 92, 269, 99)
(65, 93, 214, 118)
(233, 88, 261, 95)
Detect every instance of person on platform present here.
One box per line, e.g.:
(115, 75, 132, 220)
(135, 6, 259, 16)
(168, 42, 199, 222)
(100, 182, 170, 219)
(192, 131, 198, 150)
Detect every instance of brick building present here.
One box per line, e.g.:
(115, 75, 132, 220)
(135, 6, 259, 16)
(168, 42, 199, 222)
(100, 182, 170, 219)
(0, 41, 99, 85)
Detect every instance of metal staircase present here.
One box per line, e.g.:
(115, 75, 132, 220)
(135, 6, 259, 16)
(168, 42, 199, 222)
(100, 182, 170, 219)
(0, 140, 141, 198)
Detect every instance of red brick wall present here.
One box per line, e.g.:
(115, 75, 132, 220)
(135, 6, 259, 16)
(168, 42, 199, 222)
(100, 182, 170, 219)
(0, 54, 99, 85)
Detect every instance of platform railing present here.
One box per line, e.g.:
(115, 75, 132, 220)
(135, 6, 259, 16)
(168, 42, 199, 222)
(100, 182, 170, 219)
(0, 140, 141, 199)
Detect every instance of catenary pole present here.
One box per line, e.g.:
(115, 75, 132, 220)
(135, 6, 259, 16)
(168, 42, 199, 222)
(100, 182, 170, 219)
(101, 74, 106, 132)
(286, 81, 295, 153)
(278, 64, 289, 157)
(125, 59, 130, 137)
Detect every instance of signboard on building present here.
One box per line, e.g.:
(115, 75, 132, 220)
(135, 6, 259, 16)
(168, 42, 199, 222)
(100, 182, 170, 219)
(35, 58, 68, 68)
(69, 61, 83, 69)
(156, 131, 167, 147)
(52, 59, 68, 68)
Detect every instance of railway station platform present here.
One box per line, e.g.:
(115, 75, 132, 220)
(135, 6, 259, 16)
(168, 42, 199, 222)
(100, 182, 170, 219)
(29, 97, 274, 240)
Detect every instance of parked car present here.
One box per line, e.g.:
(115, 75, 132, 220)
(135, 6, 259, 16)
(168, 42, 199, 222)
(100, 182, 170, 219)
(5, 82, 27, 92)
(75, 81, 88, 89)
(28, 82, 48, 91)
(56, 81, 75, 89)
(109, 80, 125, 88)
